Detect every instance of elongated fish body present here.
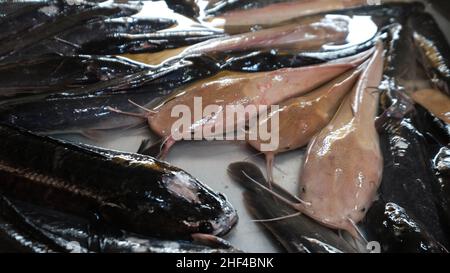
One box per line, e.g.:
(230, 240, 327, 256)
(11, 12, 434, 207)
(0, 0, 84, 41)
(409, 11, 450, 96)
(219, 34, 377, 72)
(147, 50, 373, 156)
(0, 124, 237, 239)
(414, 104, 450, 242)
(247, 66, 362, 156)
(43, 17, 177, 56)
(81, 30, 225, 55)
(362, 201, 446, 253)
(297, 43, 383, 237)
(0, 56, 220, 136)
(0, 2, 140, 62)
(228, 162, 358, 253)
(205, 0, 289, 15)
(0, 55, 144, 98)
(211, 0, 366, 34)
(411, 89, 450, 124)
(185, 16, 349, 55)
(361, 23, 448, 252)
(0, 196, 240, 253)
(362, 90, 448, 251)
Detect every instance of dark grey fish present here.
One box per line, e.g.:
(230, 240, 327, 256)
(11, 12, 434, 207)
(0, 195, 240, 253)
(0, 124, 238, 239)
(409, 11, 450, 96)
(228, 162, 359, 253)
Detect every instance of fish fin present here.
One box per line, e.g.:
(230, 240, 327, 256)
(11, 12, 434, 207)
(252, 212, 302, 223)
(106, 106, 148, 119)
(228, 161, 302, 204)
(346, 217, 369, 247)
(128, 99, 157, 114)
(0, 195, 68, 252)
(227, 161, 310, 207)
(137, 135, 176, 158)
(137, 138, 162, 156)
(191, 233, 236, 250)
(158, 136, 176, 159)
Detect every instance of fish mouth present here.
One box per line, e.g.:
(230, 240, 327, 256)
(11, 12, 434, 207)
(211, 206, 239, 237)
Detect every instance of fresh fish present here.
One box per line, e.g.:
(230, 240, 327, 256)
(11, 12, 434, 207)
(361, 23, 448, 252)
(409, 11, 450, 96)
(228, 162, 359, 253)
(0, 55, 220, 136)
(219, 33, 377, 72)
(133, 49, 373, 158)
(0, 196, 241, 253)
(414, 104, 450, 244)
(0, 124, 237, 239)
(0, 1, 141, 61)
(362, 201, 446, 253)
(121, 15, 350, 66)
(41, 16, 177, 56)
(165, 0, 200, 19)
(411, 89, 450, 124)
(204, 0, 289, 15)
(297, 43, 384, 238)
(0, 54, 144, 98)
(81, 29, 225, 55)
(186, 15, 350, 55)
(209, 0, 366, 34)
(247, 66, 363, 182)
(0, 0, 79, 42)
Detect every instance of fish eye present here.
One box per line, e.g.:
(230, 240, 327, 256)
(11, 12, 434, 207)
(198, 221, 214, 233)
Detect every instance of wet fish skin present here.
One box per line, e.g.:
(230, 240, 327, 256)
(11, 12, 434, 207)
(0, 1, 141, 61)
(362, 201, 446, 253)
(228, 162, 358, 253)
(0, 55, 220, 136)
(414, 104, 450, 243)
(0, 54, 144, 99)
(0, 196, 241, 253)
(80, 31, 225, 55)
(165, 0, 200, 19)
(147, 50, 372, 157)
(0, 124, 237, 239)
(409, 11, 450, 96)
(297, 44, 384, 238)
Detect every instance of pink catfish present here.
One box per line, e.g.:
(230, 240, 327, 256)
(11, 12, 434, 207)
(211, 0, 366, 34)
(294, 42, 384, 238)
(110, 49, 373, 158)
(247, 64, 364, 182)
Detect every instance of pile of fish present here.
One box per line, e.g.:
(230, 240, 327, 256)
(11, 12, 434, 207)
(0, 0, 449, 253)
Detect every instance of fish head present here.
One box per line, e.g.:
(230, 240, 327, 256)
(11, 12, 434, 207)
(299, 133, 383, 236)
(100, 161, 238, 238)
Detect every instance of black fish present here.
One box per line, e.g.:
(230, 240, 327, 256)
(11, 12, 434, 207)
(0, 124, 237, 239)
(228, 162, 358, 253)
(361, 22, 447, 252)
(0, 55, 220, 135)
(204, 0, 289, 15)
(408, 11, 450, 96)
(0, 195, 240, 253)
(80, 30, 225, 55)
(40, 16, 177, 56)
(165, 0, 200, 19)
(414, 104, 450, 242)
(0, 1, 140, 62)
(0, 54, 144, 99)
